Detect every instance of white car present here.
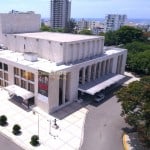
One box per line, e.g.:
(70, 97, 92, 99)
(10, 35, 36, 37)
(94, 93, 105, 102)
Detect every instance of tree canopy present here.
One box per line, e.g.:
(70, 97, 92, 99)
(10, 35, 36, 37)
(104, 26, 144, 46)
(116, 26, 144, 44)
(124, 41, 150, 75)
(64, 19, 76, 33)
(116, 76, 150, 146)
(79, 29, 92, 35)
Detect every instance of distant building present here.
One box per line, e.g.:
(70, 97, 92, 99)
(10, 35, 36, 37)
(50, 0, 71, 29)
(104, 14, 127, 32)
(76, 19, 89, 31)
(0, 13, 41, 43)
(9, 10, 35, 14)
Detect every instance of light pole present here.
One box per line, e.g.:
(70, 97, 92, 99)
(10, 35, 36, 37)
(47, 119, 51, 135)
(33, 110, 40, 139)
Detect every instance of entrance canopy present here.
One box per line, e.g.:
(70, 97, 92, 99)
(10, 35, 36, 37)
(79, 74, 125, 95)
(4, 85, 34, 100)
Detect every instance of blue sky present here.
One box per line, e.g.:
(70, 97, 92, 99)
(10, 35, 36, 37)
(0, 0, 150, 19)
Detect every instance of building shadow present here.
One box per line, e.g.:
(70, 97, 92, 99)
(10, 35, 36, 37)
(52, 74, 132, 119)
(52, 100, 90, 120)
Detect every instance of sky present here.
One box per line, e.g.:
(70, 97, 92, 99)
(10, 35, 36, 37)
(0, 0, 150, 19)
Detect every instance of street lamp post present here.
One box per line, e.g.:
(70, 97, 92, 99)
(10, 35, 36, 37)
(47, 119, 51, 135)
(33, 110, 40, 139)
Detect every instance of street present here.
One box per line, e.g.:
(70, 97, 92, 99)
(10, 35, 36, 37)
(0, 133, 23, 150)
(80, 95, 129, 150)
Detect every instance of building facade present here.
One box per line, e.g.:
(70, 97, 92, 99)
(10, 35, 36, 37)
(104, 14, 127, 32)
(50, 0, 71, 29)
(0, 14, 127, 114)
(0, 13, 41, 43)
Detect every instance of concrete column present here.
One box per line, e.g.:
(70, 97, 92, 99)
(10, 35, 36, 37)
(112, 56, 118, 74)
(82, 68, 86, 85)
(121, 51, 127, 74)
(107, 59, 110, 74)
(62, 74, 66, 104)
(120, 55, 124, 74)
(117, 56, 120, 74)
(8, 64, 14, 85)
(98, 62, 101, 78)
(48, 74, 59, 113)
(87, 66, 91, 82)
(93, 64, 97, 80)
(109, 58, 113, 73)
(68, 69, 79, 102)
(102, 61, 106, 76)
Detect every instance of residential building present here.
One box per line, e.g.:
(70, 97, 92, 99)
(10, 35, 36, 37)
(50, 0, 71, 29)
(104, 14, 127, 32)
(76, 19, 89, 31)
(0, 13, 127, 114)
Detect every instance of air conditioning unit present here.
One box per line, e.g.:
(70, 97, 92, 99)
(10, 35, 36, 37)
(24, 52, 38, 62)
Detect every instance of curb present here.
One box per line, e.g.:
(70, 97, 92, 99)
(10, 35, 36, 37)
(79, 110, 89, 150)
(123, 133, 129, 150)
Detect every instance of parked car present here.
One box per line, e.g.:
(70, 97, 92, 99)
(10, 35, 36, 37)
(94, 93, 105, 102)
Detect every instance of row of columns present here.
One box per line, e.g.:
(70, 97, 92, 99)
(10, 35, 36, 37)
(79, 58, 113, 85)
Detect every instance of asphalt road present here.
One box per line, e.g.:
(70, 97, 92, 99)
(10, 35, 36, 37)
(0, 133, 23, 150)
(80, 96, 129, 150)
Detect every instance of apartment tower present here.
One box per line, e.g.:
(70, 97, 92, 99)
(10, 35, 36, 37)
(50, 0, 71, 29)
(104, 14, 127, 32)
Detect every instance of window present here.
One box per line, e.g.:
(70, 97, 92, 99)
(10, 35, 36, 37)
(4, 73, 8, 81)
(4, 64, 8, 71)
(28, 83, 34, 92)
(0, 71, 3, 78)
(0, 63, 2, 69)
(21, 70, 26, 79)
(0, 79, 3, 86)
(14, 77, 20, 86)
(14, 67, 19, 76)
(28, 72, 34, 81)
(21, 80, 26, 89)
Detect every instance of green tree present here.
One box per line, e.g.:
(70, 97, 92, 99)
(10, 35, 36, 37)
(64, 19, 76, 33)
(116, 26, 144, 44)
(40, 23, 50, 31)
(125, 41, 150, 53)
(79, 29, 93, 35)
(127, 50, 150, 75)
(104, 31, 117, 46)
(116, 76, 150, 146)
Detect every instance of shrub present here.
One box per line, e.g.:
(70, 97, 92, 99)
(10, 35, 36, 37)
(0, 115, 7, 126)
(30, 135, 39, 146)
(12, 124, 21, 135)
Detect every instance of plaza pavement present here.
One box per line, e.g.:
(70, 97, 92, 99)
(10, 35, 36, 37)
(0, 89, 88, 150)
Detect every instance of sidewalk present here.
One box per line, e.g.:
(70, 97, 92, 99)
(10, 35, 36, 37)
(0, 89, 88, 150)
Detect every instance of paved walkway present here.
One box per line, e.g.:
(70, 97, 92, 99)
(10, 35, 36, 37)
(0, 133, 23, 150)
(0, 89, 88, 150)
(80, 96, 128, 150)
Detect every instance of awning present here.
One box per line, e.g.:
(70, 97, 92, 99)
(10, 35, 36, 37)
(4, 85, 34, 100)
(79, 74, 125, 95)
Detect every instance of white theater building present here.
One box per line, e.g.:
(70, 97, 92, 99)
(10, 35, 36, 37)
(0, 13, 127, 113)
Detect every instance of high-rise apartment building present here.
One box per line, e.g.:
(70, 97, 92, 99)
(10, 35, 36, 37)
(104, 14, 127, 32)
(50, 0, 71, 29)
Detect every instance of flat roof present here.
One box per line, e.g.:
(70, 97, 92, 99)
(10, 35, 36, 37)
(13, 32, 104, 42)
(0, 49, 125, 73)
(79, 74, 125, 95)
